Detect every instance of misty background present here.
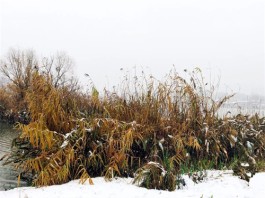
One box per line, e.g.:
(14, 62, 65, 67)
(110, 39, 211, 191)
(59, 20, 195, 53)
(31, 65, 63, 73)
(0, 0, 264, 103)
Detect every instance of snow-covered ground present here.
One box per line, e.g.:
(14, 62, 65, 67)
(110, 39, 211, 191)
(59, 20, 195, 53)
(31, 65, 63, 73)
(0, 170, 264, 198)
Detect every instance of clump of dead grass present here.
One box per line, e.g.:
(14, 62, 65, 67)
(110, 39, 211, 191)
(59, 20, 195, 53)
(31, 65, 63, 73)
(2, 65, 265, 191)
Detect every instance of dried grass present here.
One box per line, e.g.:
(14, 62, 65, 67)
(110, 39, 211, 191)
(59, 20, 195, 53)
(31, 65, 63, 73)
(1, 66, 264, 191)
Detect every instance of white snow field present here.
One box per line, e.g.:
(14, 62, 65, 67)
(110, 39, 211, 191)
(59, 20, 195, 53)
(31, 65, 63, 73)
(0, 170, 264, 198)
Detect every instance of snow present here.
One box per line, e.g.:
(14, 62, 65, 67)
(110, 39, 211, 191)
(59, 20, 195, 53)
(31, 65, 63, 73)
(146, 161, 167, 177)
(241, 163, 250, 167)
(0, 170, 264, 198)
(60, 140, 69, 148)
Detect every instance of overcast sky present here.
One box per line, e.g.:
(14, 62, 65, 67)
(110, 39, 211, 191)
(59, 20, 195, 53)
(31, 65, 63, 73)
(0, 0, 264, 96)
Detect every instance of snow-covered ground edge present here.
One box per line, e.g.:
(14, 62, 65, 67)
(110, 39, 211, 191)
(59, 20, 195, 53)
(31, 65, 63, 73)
(0, 170, 264, 198)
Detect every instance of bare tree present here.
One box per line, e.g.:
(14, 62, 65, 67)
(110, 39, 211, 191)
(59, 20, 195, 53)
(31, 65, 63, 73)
(1, 49, 79, 90)
(41, 52, 76, 88)
(0, 48, 80, 114)
(0, 48, 38, 91)
(0, 49, 39, 111)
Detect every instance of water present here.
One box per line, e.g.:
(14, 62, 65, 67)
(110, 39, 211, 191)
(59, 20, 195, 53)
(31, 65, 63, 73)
(218, 103, 265, 117)
(0, 122, 27, 190)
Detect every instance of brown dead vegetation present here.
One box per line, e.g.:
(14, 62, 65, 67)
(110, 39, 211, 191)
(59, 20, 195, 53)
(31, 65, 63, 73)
(0, 50, 264, 191)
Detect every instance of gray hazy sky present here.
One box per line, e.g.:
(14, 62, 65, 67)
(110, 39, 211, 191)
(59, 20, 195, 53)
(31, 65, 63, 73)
(0, 0, 264, 96)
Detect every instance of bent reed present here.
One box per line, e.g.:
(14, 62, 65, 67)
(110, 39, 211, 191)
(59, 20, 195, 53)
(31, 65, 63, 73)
(0, 49, 264, 191)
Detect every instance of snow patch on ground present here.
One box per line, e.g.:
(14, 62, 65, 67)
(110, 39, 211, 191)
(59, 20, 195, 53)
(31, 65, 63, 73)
(0, 170, 264, 198)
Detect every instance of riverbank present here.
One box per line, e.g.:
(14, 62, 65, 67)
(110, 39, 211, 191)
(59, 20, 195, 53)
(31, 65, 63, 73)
(0, 170, 264, 198)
